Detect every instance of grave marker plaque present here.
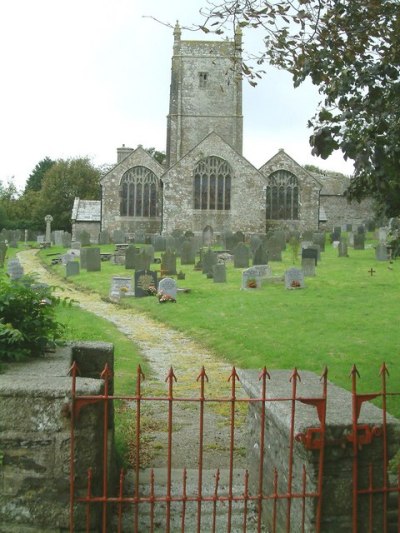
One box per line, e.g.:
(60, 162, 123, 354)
(285, 267, 305, 289)
(134, 270, 158, 298)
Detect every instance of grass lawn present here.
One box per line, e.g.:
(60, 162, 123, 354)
(38, 234, 400, 415)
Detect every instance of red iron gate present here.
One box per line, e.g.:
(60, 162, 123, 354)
(69, 363, 400, 532)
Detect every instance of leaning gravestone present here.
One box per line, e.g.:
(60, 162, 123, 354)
(233, 242, 250, 268)
(66, 261, 80, 277)
(134, 270, 158, 298)
(158, 277, 177, 300)
(213, 263, 226, 283)
(302, 258, 316, 277)
(7, 258, 24, 280)
(109, 276, 134, 299)
(285, 267, 305, 289)
(242, 266, 262, 290)
(375, 242, 388, 261)
(86, 247, 101, 272)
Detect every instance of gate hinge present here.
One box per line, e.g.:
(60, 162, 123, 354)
(346, 424, 382, 448)
(295, 427, 323, 450)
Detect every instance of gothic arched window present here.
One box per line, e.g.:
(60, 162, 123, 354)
(120, 167, 159, 217)
(194, 156, 232, 210)
(265, 170, 299, 220)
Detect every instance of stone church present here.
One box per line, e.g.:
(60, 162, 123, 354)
(73, 23, 372, 241)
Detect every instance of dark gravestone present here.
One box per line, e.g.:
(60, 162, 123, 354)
(338, 241, 349, 257)
(253, 244, 268, 266)
(353, 234, 365, 250)
(135, 232, 146, 244)
(78, 230, 91, 246)
(223, 230, 235, 251)
(98, 231, 110, 245)
(334, 226, 342, 238)
(285, 267, 305, 289)
(125, 246, 139, 270)
(213, 263, 226, 283)
(346, 224, 353, 232)
(233, 242, 250, 268)
(112, 230, 125, 244)
(161, 250, 177, 275)
(165, 236, 177, 252)
(62, 232, 72, 248)
(136, 249, 152, 271)
(302, 230, 314, 241)
(154, 235, 166, 252)
(274, 230, 287, 251)
(80, 248, 88, 269)
(250, 235, 262, 256)
(66, 261, 80, 277)
(302, 247, 318, 266)
(312, 232, 326, 252)
(181, 239, 196, 265)
(86, 248, 101, 272)
(144, 245, 155, 263)
(202, 248, 218, 276)
(265, 239, 282, 262)
(134, 270, 158, 298)
(302, 258, 316, 277)
(234, 231, 245, 244)
(357, 225, 365, 235)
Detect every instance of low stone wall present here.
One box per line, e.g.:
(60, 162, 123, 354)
(239, 369, 400, 532)
(0, 342, 115, 533)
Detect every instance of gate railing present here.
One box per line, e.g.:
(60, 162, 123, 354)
(69, 363, 400, 532)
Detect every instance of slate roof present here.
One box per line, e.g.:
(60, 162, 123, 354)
(71, 197, 101, 222)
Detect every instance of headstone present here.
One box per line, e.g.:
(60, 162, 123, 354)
(66, 261, 80, 277)
(86, 247, 101, 272)
(165, 236, 177, 252)
(223, 230, 235, 251)
(250, 235, 262, 256)
(125, 246, 139, 270)
(234, 231, 245, 245)
(265, 238, 282, 262)
(367, 220, 376, 232)
(136, 248, 152, 271)
(378, 228, 388, 242)
(158, 277, 177, 300)
(375, 243, 388, 261)
(61, 253, 74, 265)
(213, 263, 226, 283)
(112, 229, 125, 244)
(233, 242, 250, 268)
(62, 232, 72, 248)
(44, 214, 53, 243)
(80, 248, 88, 269)
(135, 232, 146, 245)
(302, 247, 318, 266)
(346, 224, 353, 232)
(251, 264, 272, 280)
(285, 267, 305, 289)
(338, 241, 349, 257)
(110, 276, 134, 299)
(144, 244, 155, 263)
(78, 230, 91, 246)
(181, 239, 196, 265)
(242, 267, 262, 289)
(37, 235, 45, 244)
(353, 234, 365, 250)
(98, 231, 110, 245)
(312, 232, 326, 252)
(7, 258, 24, 280)
(202, 225, 213, 246)
(54, 230, 64, 247)
(348, 232, 354, 246)
(274, 230, 287, 251)
(161, 249, 177, 275)
(302, 230, 314, 241)
(202, 248, 218, 276)
(253, 244, 268, 266)
(154, 235, 166, 252)
(357, 225, 365, 235)
(301, 258, 316, 277)
(134, 269, 158, 298)
(24, 229, 28, 243)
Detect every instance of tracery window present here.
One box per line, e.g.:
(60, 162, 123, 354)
(194, 156, 231, 210)
(120, 166, 159, 217)
(265, 170, 299, 220)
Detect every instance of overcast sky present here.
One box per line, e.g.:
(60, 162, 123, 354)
(0, 0, 354, 191)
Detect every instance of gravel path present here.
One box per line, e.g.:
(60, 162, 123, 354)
(17, 249, 248, 469)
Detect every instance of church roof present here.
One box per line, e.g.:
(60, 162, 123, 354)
(71, 197, 101, 222)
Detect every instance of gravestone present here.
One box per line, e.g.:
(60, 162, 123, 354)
(301, 258, 315, 277)
(202, 225, 213, 246)
(253, 244, 268, 266)
(144, 244, 155, 263)
(54, 230, 64, 247)
(161, 250, 177, 275)
(233, 242, 250, 268)
(242, 267, 262, 289)
(165, 236, 177, 252)
(338, 241, 349, 257)
(302, 247, 318, 266)
(302, 230, 314, 241)
(7, 258, 24, 280)
(61, 253, 74, 265)
(202, 248, 218, 276)
(312, 232, 326, 252)
(136, 249, 152, 271)
(158, 277, 177, 300)
(62, 232, 72, 248)
(66, 261, 80, 277)
(265, 238, 282, 262)
(78, 230, 91, 246)
(44, 214, 53, 243)
(285, 267, 305, 289)
(125, 246, 139, 270)
(353, 234, 365, 250)
(37, 235, 45, 245)
(80, 248, 88, 269)
(110, 276, 134, 299)
(86, 247, 101, 272)
(181, 239, 196, 265)
(135, 232, 146, 245)
(251, 264, 272, 280)
(0, 243, 7, 268)
(250, 235, 262, 256)
(134, 270, 158, 298)
(348, 232, 354, 247)
(223, 230, 235, 251)
(375, 243, 388, 261)
(357, 225, 365, 235)
(234, 231, 245, 245)
(213, 263, 226, 283)
(98, 231, 110, 245)
(378, 228, 388, 242)
(112, 229, 125, 244)
(346, 224, 353, 232)
(154, 235, 166, 252)
(8, 239, 18, 248)
(274, 230, 287, 251)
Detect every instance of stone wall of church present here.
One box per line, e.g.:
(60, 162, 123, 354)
(320, 195, 374, 228)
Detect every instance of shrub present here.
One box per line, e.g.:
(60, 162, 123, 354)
(0, 275, 69, 362)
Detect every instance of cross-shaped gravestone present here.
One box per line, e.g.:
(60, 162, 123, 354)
(44, 215, 53, 243)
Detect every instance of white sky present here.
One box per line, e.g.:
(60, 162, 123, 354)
(0, 0, 354, 191)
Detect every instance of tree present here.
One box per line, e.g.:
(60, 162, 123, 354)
(198, 0, 400, 215)
(35, 157, 101, 231)
(138, 145, 167, 166)
(24, 157, 55, 193)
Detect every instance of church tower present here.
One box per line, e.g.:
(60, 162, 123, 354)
(166, 22, 243, 167)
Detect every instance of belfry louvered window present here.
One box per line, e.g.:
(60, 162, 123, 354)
(265, 170, 299, 220)
(194, 156, 232, 210)
(120, 167, 158, 217)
